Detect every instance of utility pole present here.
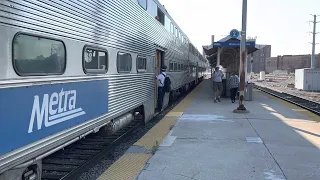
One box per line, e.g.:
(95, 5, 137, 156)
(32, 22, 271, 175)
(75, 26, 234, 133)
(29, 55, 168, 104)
(234, 0, 249, 113)
(309, 14, 320, 68)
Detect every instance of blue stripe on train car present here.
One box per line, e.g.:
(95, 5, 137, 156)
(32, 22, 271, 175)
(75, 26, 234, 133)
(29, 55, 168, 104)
(0, 79, 109, 156)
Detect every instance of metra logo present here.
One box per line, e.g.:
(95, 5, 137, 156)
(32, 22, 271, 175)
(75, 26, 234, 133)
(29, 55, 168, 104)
(28, 89, 86, 133)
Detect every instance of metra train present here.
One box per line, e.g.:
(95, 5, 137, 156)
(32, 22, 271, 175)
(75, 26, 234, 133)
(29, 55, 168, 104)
(0, 0, 207, 179)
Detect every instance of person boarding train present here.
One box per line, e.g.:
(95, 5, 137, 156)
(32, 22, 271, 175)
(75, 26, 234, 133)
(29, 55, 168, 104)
(156, 65, 171, 111)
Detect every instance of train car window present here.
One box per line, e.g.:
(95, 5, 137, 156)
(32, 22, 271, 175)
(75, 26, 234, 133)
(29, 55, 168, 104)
(137, 56, 147, 72)
(83, 47, 108, 74)
(164, 15, 171, 32)
(157, 7, 165, 25)
(12, 34, 66, 76)
(147, 0, 157, 17)
(175, 27, 178, 37)
(170, 23, 174, 34)
(117, 52, 132, 73)
(138, 0, 147, 10)
(169, 62, 174, 72)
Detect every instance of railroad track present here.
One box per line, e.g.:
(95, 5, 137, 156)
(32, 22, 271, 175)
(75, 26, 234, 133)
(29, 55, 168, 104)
(254, 84, 320, 116)
(41, 81, 201, 180)
(41, 117, 143, 180)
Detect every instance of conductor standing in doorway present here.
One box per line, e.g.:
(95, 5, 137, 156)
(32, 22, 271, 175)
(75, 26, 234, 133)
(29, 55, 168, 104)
(156, 65, 167, 111)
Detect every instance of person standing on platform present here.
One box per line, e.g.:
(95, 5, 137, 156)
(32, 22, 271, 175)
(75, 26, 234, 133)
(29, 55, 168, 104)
(229, 72, 239, 103)
(212, 66, 224, 103)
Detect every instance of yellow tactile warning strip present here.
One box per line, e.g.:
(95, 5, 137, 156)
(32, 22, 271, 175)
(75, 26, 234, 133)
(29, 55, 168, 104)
(134, 116, 178, 150)
(97, 82, 204, 180)
(97, 153, 152, 180)
(257, 90, 320, 122)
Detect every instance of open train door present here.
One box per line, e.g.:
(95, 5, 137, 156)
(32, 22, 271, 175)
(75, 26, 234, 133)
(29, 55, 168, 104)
(154, 49, 164, 112)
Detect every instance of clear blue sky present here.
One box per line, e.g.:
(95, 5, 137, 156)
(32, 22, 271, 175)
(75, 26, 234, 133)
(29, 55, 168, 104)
(159, 0, 320, 57)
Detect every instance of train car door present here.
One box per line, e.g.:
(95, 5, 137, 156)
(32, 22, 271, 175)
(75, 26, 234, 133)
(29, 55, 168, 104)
(154, 50, 164, 111)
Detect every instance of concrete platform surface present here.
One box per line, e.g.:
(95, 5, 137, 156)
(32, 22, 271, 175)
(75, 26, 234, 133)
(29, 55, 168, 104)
(136, 79, 320, 180)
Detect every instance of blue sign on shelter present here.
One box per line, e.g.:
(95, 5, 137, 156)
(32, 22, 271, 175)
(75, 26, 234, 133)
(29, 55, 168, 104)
(213, 41, 255, 47)
(230, 29, 240, 38)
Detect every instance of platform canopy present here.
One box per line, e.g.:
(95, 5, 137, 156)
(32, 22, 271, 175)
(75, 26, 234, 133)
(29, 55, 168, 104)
(203, 33, 262, 68)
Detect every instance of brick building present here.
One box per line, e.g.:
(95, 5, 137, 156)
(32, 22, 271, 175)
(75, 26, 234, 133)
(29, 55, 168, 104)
(265, 54, 320, 73)
(248, 45, 271, 73)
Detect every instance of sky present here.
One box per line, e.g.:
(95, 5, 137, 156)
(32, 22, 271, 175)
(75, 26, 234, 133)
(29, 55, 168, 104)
(158, 0, 320, 57)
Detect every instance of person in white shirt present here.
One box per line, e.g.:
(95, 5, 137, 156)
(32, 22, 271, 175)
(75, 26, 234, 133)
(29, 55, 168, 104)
(156, 65, 167, 111)
(212, 66, 224, 102)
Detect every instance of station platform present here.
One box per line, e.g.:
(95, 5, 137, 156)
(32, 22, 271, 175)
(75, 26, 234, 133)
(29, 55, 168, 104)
(98, 78, 320, 180)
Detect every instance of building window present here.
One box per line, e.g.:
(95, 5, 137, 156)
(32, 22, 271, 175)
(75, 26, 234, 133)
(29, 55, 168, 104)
(117, 52, 132, 73)
(138, 0, 147, 10)
(174, 63, 177, 71)
(83, 46, 108, 74)
(12, 34, 66, 76)
(137, 56, 147, 72)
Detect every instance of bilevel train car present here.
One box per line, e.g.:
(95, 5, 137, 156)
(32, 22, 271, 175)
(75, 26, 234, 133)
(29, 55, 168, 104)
(0, 0, 206, 179)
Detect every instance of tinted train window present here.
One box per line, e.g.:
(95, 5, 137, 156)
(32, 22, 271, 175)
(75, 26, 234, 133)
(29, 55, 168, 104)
(169, 62, 174, 72)
(13, 34, 66, 76)
(83, 47, 108, 74)
(117, 52, 132, 73)
(137, 56, 147, 72)
(138, 0, 147, 10)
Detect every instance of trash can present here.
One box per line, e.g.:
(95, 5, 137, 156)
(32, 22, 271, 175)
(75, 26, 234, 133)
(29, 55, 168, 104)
(244, 83, 253, 101)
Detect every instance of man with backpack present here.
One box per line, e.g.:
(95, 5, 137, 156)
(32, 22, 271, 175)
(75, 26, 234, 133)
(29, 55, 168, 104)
(156, 65, 171, 111)
(212, 66, 224, 103)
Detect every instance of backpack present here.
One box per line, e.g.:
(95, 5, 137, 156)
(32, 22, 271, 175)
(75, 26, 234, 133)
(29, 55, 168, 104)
(162, 73, 171, 92)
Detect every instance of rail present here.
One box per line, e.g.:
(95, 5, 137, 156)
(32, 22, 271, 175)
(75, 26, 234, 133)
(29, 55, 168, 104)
(254, 84, 320, 116)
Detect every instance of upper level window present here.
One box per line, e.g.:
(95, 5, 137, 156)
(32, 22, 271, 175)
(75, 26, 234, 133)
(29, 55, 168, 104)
(175, 27, 178, 37)
(117, 52, 132, 73)
(157, 7, 165, 25)
(13, 34, 66, 76)
(83, 46, 108, 74)
(137, 56, 147, 72)
(138, 0, 147, 10)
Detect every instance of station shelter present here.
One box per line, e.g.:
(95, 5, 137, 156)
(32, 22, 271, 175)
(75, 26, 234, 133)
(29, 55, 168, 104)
(202, 30, 262, 98)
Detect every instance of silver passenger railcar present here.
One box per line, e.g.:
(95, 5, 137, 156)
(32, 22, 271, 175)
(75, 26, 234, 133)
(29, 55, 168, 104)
(0, 0, 206, 179)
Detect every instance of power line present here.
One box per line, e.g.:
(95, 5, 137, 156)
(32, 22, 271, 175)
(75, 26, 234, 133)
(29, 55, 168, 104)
(308, 14, 320, 68)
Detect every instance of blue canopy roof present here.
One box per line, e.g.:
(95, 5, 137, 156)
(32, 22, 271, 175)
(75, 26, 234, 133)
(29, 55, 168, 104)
(202, 35, 262, 67)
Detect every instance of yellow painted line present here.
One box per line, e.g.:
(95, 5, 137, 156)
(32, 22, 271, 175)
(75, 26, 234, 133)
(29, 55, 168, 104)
(166, 111, 183, 117)
(134, 117, 178, 150)
(257, 90, 320, 122)
(292, 109, 308, 112)
(98, 81, 204, 179)
(97, 153, 152, 180)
